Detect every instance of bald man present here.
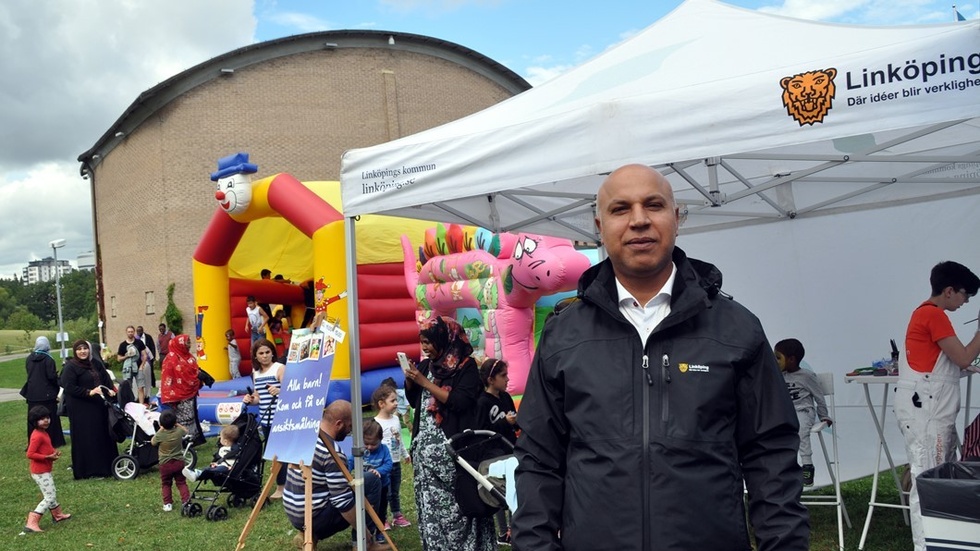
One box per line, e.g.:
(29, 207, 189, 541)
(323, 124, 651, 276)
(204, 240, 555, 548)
(282, 400, 390, 551)
(513, 165, 808, 551)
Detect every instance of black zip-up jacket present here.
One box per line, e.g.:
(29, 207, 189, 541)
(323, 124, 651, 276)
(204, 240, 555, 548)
(25, 350, 60, 402)
(513, 248, 809, 551)
(405, 356, 482, 440)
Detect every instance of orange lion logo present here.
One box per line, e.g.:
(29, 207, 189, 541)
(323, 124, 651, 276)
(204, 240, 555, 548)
(780, 68, 837, 126)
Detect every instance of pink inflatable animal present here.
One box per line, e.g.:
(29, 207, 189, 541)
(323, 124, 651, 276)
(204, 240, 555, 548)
(402, 224, 591, 394)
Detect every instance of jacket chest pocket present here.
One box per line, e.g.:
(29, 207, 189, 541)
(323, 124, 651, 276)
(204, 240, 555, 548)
(561, 339, 636, 440)
(659, 358, 736, 442)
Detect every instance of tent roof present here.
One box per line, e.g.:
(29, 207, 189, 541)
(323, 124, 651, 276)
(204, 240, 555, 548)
(340, 0, 980, 240)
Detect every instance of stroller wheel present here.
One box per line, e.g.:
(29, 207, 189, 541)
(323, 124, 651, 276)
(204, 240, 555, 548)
(182, 447, 198, 470)
(111, 454, 139, 481)
(188, 502, 203, 518)
(228, 494, 245, 508)
(206, 505, 228, 521)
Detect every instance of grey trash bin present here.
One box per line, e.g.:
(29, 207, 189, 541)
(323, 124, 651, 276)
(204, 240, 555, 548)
(916, 461, 980, 550)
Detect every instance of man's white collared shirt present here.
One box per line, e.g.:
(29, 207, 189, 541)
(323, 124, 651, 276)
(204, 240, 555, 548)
(615, 263, 676, 345)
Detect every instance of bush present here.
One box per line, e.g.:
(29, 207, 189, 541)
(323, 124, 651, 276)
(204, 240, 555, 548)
(63, 313, 100, 345)
(164, 282, 184, 334)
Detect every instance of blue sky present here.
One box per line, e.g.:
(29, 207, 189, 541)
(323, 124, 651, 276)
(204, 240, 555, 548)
(0, 0, 974, 278)
(252, 0, 977, 85)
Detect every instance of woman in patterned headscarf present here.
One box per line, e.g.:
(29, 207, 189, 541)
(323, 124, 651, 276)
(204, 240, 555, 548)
(161, 335, 204, 445)
(403, 315, 495, 550)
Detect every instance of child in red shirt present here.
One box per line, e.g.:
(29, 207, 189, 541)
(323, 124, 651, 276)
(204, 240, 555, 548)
(23, 405, 71, 534)
(269, 315, 291, 363)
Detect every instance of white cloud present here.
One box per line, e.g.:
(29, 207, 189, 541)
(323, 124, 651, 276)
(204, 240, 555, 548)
(524, 64, 575, 86)
(0, 163, 92, 278)
(0, 0, 256, 279)
(268, 12, 332, 33)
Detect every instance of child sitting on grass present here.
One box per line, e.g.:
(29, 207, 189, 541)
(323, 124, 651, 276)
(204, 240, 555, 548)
(775, 338, 832, 487)
(23, 406, 70, 534)
(183, 424, 241, 484)
(151, 409, 190, 511)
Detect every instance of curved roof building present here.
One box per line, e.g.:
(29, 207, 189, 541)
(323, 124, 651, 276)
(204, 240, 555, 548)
(78, 30, 529, 342)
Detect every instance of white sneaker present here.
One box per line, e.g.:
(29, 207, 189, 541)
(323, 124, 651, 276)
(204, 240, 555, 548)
(162, 503, 173, 512)
(182, 467, 201, 482)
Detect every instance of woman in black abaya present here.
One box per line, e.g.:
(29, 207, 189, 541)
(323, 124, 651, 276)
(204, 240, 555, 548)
(60, 340, 117, 479)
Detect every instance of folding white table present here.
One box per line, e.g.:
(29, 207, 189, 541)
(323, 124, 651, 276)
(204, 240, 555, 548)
(845, 372, 975, 551)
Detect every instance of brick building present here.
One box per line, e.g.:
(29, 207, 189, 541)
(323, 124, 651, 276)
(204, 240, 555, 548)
(78, 31, 529, 344)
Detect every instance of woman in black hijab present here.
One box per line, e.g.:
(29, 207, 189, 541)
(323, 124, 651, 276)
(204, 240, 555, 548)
(60, 340, 117, 479)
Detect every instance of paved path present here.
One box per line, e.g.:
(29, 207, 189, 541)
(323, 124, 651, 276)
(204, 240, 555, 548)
(0, 388, 24, 403)
(0, 353, 28, 403)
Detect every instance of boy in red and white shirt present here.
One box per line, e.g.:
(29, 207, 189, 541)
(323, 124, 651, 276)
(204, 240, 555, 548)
(896, 260, 980, 551)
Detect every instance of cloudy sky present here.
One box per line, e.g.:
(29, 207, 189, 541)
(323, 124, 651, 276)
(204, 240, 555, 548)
(0, 0, 972, 279)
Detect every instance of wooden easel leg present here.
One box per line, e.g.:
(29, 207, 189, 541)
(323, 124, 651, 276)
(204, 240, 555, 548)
(323, 444, 399, 550)
(236, 457, 283, 551)
(303, 463, 314, 551)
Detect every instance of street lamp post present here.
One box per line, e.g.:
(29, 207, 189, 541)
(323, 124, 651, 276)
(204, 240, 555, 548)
(50, 239, 67, 360)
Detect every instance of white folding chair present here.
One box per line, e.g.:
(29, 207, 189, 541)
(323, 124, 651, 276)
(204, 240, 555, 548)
(801, 372, 852, 551)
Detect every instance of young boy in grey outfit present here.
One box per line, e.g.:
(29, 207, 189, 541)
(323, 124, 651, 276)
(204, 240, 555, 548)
(775, 338, 832, 487)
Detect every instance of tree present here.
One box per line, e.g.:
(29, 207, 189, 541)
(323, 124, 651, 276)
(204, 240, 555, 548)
(0, 277, 25, 305)
(0, 286, 16, 327)
(22, 280, 56, 324)
(59, 270, 97, 320)
(7, 308, 44, 345)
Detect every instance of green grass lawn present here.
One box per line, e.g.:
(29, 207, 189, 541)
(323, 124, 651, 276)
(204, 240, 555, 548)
(0, 329, 57, 356)
(1, 352, 914, 550)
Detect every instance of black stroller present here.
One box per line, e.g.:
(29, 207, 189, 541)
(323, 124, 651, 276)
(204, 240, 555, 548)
(445, 429, 515, 518)
(182, 410, 264, 521)
(105, 387, 198, 481)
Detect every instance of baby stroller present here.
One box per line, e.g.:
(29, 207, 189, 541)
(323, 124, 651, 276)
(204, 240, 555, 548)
(105, 391, 198, 481)
(445, 429, 515, 518)
(183, 410, 264, 521)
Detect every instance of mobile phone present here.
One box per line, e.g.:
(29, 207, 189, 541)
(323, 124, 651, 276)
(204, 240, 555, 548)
(397, 352, 411, 374)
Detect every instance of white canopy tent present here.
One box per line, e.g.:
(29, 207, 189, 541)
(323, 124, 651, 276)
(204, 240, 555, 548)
(338, 0, 980, 505)
(342, 0, 980, 238)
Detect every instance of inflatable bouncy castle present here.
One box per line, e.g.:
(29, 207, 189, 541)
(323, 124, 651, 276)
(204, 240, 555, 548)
(191, 154, 437, 411)
(191, 154, 596, 426)
(401, 224, 592, 395)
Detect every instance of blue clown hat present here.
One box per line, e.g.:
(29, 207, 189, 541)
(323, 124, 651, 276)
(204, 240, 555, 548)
(210, 152, 258, 181)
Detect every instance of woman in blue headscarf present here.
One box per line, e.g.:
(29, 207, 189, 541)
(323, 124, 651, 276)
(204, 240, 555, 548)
(23, 336, 65, 447)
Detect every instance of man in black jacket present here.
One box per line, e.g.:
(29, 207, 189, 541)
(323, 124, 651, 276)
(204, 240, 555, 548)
(512, 164, 808, 550)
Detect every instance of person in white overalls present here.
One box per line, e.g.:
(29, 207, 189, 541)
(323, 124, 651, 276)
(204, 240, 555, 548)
(894, 261, 980, 551)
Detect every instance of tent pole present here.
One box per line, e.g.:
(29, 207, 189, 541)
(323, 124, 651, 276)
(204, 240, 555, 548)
(344, 215, 367, 551)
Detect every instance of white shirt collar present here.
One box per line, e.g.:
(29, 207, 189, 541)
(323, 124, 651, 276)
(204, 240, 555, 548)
(615, 263, 677, 308)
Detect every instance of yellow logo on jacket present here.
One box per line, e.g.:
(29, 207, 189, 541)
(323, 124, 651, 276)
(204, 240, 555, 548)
(780, 68, 837, 126)
(679, 362, 710, 373)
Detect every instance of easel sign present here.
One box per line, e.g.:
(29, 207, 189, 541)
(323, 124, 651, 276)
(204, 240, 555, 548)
(263, 341, 335, 464)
